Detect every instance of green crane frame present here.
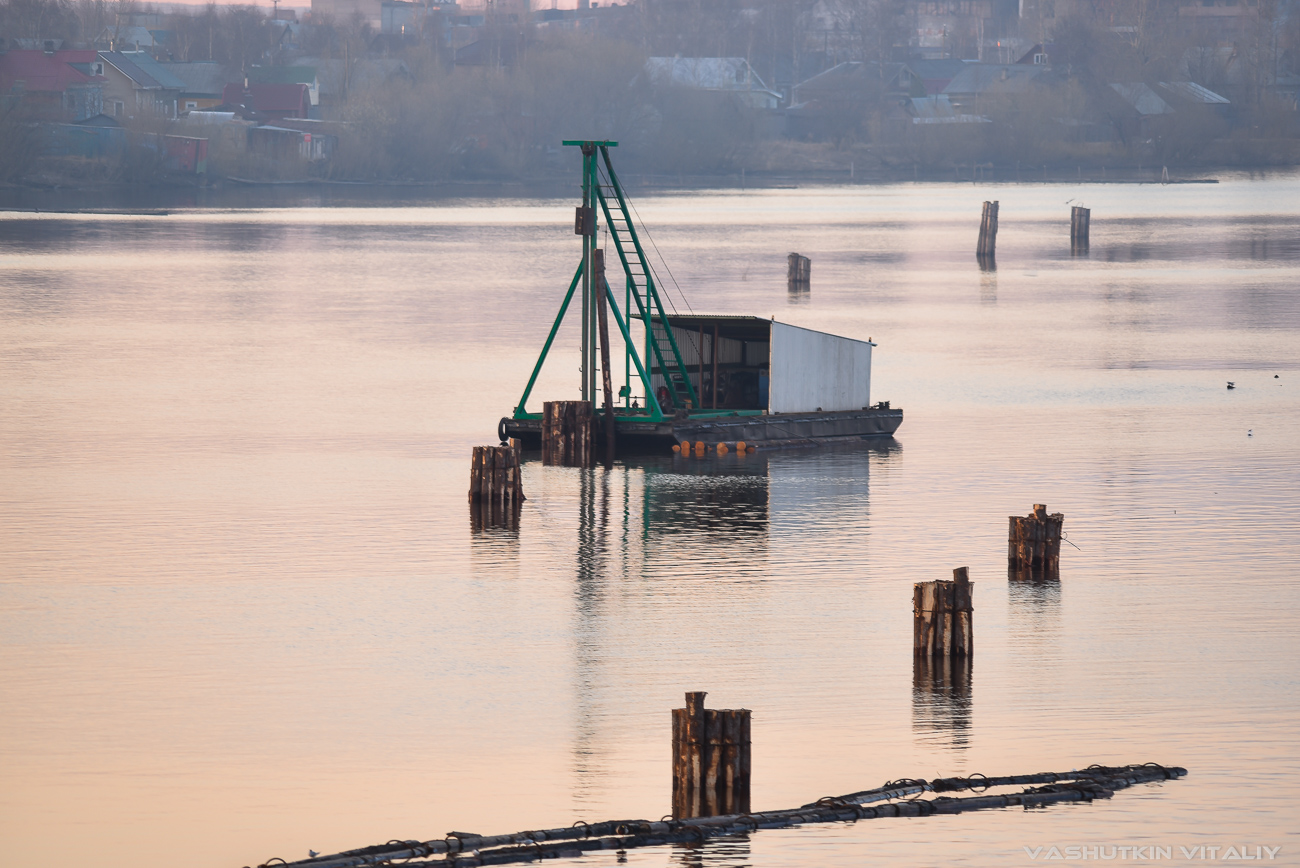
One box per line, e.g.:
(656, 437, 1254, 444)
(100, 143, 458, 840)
(512, 141, 700, 424)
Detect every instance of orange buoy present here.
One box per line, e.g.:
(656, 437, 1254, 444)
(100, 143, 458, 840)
(736, 441, 746, 451)
(746, 445, 756, 453)
(672, 444, 681, 453)
(717, 443, 729, 454)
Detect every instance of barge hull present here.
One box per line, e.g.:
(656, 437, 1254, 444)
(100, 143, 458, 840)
(501, 408, 902, 452)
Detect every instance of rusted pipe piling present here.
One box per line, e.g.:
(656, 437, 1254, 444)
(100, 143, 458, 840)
(787, 253, 811, 293)
(913, 567, 974, 658)
(976, 200, 999, 262)
(671, 691, 751, 819)
(1071, 206, 1090, 252)
(1009, 503, 1064, 573)
(592, 250, 617, 466)
(541, 400, 593, 467)
(468, 445, 524, 529)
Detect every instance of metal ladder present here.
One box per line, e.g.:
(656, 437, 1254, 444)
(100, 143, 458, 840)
(593, 150, 699, 412)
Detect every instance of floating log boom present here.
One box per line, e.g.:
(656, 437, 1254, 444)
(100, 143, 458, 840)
(247, 764, 1186, 868)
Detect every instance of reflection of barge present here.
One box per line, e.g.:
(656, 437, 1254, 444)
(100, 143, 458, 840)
(499, 140, 901, 452)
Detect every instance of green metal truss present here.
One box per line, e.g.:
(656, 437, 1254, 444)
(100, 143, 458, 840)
(513, 141, 699, 424)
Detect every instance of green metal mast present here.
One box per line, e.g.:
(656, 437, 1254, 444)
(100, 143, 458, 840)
(513, 141, 699, 424)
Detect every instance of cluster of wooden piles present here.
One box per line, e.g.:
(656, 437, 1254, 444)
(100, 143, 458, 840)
(1008, 503, 1064, 577)
(913, 566, 974, 659)
(468, 445, 524, 531)
(671, 692, 751, 819)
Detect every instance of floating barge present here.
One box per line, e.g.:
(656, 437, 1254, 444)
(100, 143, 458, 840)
(499, 141, 901, 453)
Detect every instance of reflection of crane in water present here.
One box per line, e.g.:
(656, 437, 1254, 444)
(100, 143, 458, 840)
(566, 444, 897, 812)
(568, 456, 771, 812)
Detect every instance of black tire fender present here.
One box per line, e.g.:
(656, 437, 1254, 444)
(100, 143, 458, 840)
(498, 417, 509, 443)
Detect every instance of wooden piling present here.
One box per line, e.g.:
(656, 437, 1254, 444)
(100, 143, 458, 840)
(541, 400, 593, 467)
(1008, 503, 1064, 573)
(469, 444, 524, 530)
(913, 567, 974, 658)
(1070, 206, 1090, 252)
(787, 253, 811, 292)
(671, 691, 751, 819)
(976, 200, 999, 261)
(593, 250, 616, 466)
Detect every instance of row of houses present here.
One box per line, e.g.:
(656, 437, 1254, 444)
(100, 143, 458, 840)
(0, 47, 414, 125)
(645, 48, 1245, 147)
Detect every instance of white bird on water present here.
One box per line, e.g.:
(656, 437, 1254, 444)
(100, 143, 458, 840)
(1248, 430, 1253, 437)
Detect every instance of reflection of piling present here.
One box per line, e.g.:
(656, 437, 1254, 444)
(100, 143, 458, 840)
(1008, 504, 1064, 573)
(1070, 206, 1090, 253)
(469, 445, 524, 530)
(976, 201, 999, 262)
(912, 651, 973, 749)
(913, 567, 974, 658)
(787, 253, 811, 292)
(542, 400, 593, 467)
(671, 691, 751, 819)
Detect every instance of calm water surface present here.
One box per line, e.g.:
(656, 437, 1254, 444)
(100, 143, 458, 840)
(2, 179, 1299, 868)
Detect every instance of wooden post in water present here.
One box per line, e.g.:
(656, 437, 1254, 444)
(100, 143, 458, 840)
(468, 444, 524, 529)
(593, 250, 616, 466)
(541, 400, 593, 467)
(976, 201, 999, 262)
(1008, 503, 1064, 574)
(913, 567, 974, 658)
(671, 691, 751, 819)
(787, 253, 811, 292)
(1070, 206, 1090, 253)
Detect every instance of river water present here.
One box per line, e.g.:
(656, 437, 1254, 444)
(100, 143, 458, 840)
(2, 178, 1298, 868)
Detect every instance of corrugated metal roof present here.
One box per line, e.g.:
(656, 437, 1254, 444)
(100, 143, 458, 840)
(1158, 81, 1230, 104)
(1110, 82, 1173, 116)
(100, 51, 185, 90)
(122, 51, 185, 89)
(944, 64, 1048, 95)
(645, 57, 778, 97)
(166, 61, 227, 96)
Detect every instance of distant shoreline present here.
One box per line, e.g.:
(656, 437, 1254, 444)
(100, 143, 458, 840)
(3, 165, 1294, 213)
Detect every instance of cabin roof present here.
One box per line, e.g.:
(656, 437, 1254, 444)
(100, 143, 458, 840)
(654, 313, 773, 341)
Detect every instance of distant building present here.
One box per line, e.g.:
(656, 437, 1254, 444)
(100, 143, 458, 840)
(99, 50, 186, 119)
(291, 57, 411, 112)
(166, 61, 227, 113)
(0, 49, 105, 121)
(645, 57, 783, 110)
(221, 82, 312, 120)
(95, 25, 172, 56)
(941, 62, 1053, 115)
(907, 59, 971, 96)
(311, 0, 384, 29)
(248, 66, 320, 107)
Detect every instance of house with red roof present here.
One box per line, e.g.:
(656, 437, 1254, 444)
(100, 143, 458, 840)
(0, 49, 106, 120)
(221, 82, 311, 120)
